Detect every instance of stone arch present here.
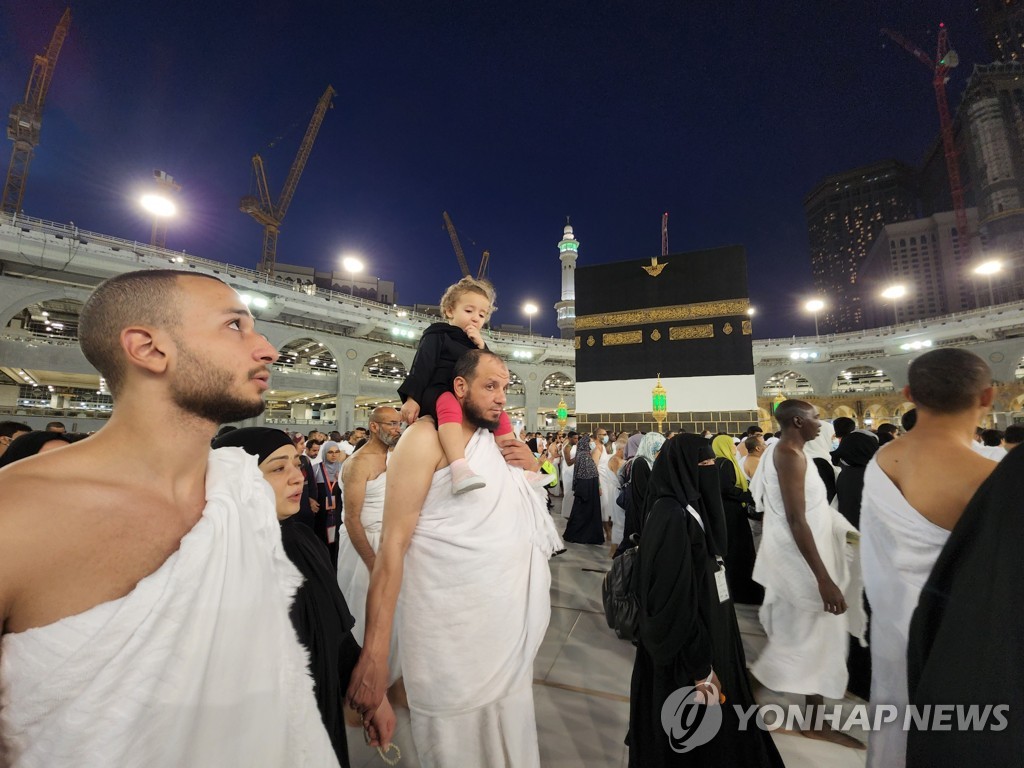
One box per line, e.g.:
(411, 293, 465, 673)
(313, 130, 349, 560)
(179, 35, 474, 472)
(833, 365, 894, 394)
(0, 285, 90, 330)
(761, 370, 813, 397)
(3, 296, 85, 341)
(541, 371, 575, 397)
(892, 401, 915, 422)
(274, 337, 338, 372)
(1010, 393, 1024, 412)
(506, 369, 525, 396)
(863, 403, 890, 427)
(361, 351, 408, 384)
(830, 404, 857, 421)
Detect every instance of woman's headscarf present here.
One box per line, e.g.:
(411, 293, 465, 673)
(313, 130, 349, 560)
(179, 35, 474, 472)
(803, 419, 836, 464)
(635, 432, 665, 468)
(832, 431, 879, 469)
(0, 431, 70, 468)
(712, 434, 748, 491)
(643, 433, 727, 555)
(573, 434, 598, 481)
(212, 427, 293, 465)
(625, 433, 643, 461)
(317, 440, 344, 483)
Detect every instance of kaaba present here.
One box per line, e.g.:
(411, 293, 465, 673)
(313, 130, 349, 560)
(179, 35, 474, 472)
(573, 245, 759, 435)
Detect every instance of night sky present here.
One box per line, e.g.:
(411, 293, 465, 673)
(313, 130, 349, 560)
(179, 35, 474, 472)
(0, 1, 990, 338)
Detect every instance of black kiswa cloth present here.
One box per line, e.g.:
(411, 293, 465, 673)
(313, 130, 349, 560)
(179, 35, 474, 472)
(280, 516, 360, 768)
(574, 246, 753, 383)
(628, 434, 783, 768)
(906, 446, 1024, 767)
(397, 322, 481, 418)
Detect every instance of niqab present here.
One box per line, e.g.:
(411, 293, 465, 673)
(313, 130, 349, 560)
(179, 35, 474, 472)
(643, 434, 727, 556)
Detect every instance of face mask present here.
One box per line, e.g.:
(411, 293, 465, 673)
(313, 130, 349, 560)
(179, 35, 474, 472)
(601, 435, 609, 444)
(831, 439, 839, 451)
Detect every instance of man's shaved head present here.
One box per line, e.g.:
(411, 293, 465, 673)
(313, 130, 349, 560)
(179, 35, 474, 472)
(79, 270, 227, 396)
(775, 399, 815, 426)
(907, 349, 991, 413)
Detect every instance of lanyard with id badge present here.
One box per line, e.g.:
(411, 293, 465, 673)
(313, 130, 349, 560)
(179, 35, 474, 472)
(686, 504, 730, 604)
(322, 467, 339, 544)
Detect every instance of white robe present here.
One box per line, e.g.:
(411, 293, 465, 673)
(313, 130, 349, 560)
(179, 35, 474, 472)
(0, 448, 337, 768)
(398, 430, 560, 768)
(861, 459, 950, 768)
(335, 469, 401, 685)
(560, 444, 576, 519)
(597, 448, 618, 524)
(750, 442, 863, 699)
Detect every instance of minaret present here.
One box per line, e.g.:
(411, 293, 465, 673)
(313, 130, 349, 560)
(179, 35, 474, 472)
(554, 219, 579, 339)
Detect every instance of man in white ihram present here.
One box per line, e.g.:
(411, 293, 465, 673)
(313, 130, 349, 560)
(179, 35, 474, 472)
(346, 349, 562, 767)
(0, 271, 389, 767)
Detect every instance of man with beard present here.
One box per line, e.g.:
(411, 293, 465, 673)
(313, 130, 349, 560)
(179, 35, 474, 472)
(336, 407, 404, 701)
(0, 270, 350, 766)
(346, 350, 563, 767)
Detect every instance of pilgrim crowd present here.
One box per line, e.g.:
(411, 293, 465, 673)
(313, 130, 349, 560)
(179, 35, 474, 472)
(0, 269, 1018, 768)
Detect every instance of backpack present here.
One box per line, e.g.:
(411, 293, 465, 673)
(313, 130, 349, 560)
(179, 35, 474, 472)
(615, 457, 635, 510)
(602, 535, 640, 642)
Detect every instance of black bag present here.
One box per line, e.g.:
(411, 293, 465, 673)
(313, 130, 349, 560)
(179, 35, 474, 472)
(602, 539, 640, 641)
(615, 458, 634, 510)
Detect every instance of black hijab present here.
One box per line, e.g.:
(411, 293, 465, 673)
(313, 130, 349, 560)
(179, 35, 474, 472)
(212, 426, 293, 464)
(831, 431, 879, 468)
(0, 431, 71, 468)
(643, 433, 727, 556)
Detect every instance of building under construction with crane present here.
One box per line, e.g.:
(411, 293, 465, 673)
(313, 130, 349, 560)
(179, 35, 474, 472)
(806, 20, 1024, 333)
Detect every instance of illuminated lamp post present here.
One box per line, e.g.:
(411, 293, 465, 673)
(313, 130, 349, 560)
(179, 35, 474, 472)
(523, 302, 538, 335)
(652, 375, 667, 430)
(342, 255, 364, 297)
(804, 298, 825, 338)
(973, 259, 1002, 306)
(880, 284, 907, 326)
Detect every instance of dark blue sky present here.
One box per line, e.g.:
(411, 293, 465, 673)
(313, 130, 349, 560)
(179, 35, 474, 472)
(0, 1, 989, 338)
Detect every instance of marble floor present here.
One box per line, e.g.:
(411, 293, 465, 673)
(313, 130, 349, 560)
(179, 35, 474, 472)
(347, 513, 868, 767)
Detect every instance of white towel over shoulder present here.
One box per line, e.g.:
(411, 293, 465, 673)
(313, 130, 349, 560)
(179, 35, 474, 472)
(861, 458, 950, 768)
(0, 448, 337, 768)
(398, 429, 559, 768)
(750, 442, 863, 699)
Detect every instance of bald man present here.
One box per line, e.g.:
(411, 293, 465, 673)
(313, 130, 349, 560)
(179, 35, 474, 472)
(750, 399, 864, 749)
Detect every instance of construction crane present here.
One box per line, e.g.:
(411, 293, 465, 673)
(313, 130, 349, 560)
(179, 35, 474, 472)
(2, 8, 71, 215)
(442, 211, 490, 279)
(881, 23, 970, 260)
(661, 212, 669, 256)
(241, 85, 336, 275)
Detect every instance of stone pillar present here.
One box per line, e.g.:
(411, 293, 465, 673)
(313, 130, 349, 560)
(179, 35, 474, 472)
(524, 372, 541, 431)
(336, 367, 359, 431)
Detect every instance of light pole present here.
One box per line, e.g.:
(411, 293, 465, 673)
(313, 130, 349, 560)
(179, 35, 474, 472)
(973, 259, 1002, 306)
(880, 284, 907, 326)
(341, 255, 364, 297)
(804, 298, 825, 338)
(140, 193, 177, 249)
(523, 302, 538, 335)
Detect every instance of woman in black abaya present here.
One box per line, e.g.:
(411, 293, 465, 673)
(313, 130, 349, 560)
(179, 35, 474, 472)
(563, 434, 605, 544)
(213, 428, 394, 767)
(628, 434, 783, 768)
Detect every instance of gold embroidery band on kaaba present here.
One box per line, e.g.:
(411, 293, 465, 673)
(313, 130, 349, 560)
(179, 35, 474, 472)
(574, 299, 749, 331)
(602, 330, 643, 346)
(669, 324, 714, 340)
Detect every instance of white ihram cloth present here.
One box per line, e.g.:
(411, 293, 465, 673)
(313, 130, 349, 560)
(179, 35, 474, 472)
(335, 470, 402, 684)
(560, 444, 577, 518)
(398, 429, 561, 768)
(750, 442, 865, 699)
(0, 448, 337, 768)
(860, 458, 950, 768)
(597, 448, 619, 524)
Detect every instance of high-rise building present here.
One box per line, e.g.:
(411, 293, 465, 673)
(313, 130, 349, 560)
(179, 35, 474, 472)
(860, 208, 981, 327)
(959, 61, 1024, 303)
(979, 0, 1024, 62)
(554, 221, 579, 339)
(804, 160, 919, 332)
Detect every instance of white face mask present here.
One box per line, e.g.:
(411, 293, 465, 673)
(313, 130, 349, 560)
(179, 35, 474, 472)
(601, 435, 609, 444)
(832, 439, 839, 451)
